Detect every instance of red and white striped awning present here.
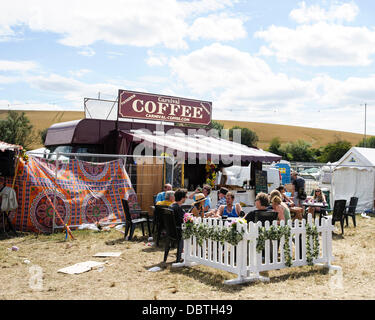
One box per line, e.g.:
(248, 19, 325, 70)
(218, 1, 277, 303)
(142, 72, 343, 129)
(120, 130, 281, 163)
(0, 141, 23, 152)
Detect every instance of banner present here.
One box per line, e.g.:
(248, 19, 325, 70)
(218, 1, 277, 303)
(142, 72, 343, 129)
(118, 89, 212, 125)
(5, 156, 139, 233)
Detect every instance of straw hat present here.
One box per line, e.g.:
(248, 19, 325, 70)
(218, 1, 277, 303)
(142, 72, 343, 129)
(193, 193, 206, 205)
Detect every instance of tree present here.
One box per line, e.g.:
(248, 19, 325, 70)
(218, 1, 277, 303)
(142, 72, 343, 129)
(229, 125, 258, 147)
(0, 110, 36, 149)
(39, 128, 48, 145)
(357, 136, 375, 148)
(209, 120, 224, 131)
(279, 139, 316, 162)
(318, 140, 352, 163)
(268, 137, 282, 155)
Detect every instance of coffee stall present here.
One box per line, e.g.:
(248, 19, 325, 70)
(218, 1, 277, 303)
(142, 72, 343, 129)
(44, 89, 282, 213)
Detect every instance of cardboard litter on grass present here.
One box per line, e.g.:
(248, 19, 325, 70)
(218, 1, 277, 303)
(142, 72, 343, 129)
(58, 261, 106, 275)
(93, 252, 122, 257)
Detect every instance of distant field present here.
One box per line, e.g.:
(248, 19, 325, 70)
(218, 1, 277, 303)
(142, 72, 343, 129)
(0, 110, 85, 149)
(0, 110, 366, 150)
(218, 120, 365, 149)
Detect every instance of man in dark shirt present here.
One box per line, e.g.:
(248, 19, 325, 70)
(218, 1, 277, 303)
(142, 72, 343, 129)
(169, 188, 187, 263)
(291, 171, 306, 206)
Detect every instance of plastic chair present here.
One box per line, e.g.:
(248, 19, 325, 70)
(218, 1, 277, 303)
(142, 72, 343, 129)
(331, 199, 347, 235)
(121, 199, 150, 240)
(255, 210, 279, 225)
(344, 197, 358, 227)
(181, 204, 193, 213)
(245, 210, 278, 225)
(160, 207, 183, 263)
(153, 205, 170, 246)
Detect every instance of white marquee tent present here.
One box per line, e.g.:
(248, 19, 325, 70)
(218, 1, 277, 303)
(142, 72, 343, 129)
(332, 147, 375, 212)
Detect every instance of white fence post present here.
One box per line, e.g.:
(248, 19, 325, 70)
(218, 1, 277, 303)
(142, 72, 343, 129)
(173, 214, 340, 284)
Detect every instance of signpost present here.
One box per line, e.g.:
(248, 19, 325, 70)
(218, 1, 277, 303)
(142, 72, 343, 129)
(255, 169, 268, 195)
(118, 90, 212, 125)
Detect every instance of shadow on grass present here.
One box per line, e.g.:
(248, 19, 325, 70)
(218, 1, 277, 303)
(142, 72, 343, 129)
(162, 263, 329, 292)
(332, 233, 345, 240)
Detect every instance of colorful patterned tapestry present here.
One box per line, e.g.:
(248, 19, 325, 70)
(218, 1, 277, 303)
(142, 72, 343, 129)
(4, 156, 137, 233)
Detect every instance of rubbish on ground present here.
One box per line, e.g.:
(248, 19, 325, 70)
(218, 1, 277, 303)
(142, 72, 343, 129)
(148, 266, 162, 272)
(58, 261, 106, 274)
(93, 252, 122, 257)
(148, 237, 153, 242)
(11, 246, 19, 251)
(361, 213, 371, 219)
(115, 224, 125, 230)
(23, 259, 31, 264)
(78, 223, 99, 231)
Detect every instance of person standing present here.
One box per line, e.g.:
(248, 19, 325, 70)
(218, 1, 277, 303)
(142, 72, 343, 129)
(169, 189, 187, 263)
(291, 171, 306, 207)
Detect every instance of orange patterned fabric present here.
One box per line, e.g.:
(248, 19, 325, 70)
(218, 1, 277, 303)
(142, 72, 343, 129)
(6, 156, 136, 233)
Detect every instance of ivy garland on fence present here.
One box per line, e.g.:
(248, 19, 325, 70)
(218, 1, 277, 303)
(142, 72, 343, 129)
(306, 224, 320, 266)
(182, 213, 320, 268)
(256, 225, 293, 267)
(182, 214, 245, 247)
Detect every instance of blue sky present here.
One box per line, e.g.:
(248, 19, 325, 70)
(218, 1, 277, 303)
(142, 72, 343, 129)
(1, 0, 375, 136)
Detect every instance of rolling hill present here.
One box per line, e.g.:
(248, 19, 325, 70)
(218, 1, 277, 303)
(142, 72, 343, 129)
(0, 110, 366, 150)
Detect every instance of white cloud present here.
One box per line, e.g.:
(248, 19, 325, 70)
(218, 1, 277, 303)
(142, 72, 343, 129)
(290, 1, 359, 24)
(0, 0, 239, 50)
(78, 47, 95, 57)
(167, 43, 375, 134)
(68, 69, 91, 78)
(255, 22, 375, 66)
(169, 43, 313, 102)
(146, 51, 169, 67)
(188, 13, 247, 41)
(0, 60, 37, 72)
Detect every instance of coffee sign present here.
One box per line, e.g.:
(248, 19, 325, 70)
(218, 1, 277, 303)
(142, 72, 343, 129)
(118, 90, 212, 125)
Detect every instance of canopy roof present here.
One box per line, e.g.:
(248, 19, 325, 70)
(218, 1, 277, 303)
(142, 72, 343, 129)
(0, 141, 23, 152)
(335, 147, 375, 169)
(120, 130, 282, 163)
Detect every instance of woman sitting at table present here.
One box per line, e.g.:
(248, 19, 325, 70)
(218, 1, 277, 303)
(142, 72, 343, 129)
(270, 194, 291, 224)
(307, 188, 327, 218)
(276, 186, 304, 220)
(189, 193, 206, 218)
(215, 192, 242, 218)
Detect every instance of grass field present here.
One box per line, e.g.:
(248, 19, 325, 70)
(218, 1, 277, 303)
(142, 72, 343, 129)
(0, 216, 374, 300)
(0, 110, 366, 150)
(218, 119, 365, 150)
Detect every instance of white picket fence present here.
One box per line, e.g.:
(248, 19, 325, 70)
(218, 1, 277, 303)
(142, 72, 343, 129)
(173, 214, 341, 285)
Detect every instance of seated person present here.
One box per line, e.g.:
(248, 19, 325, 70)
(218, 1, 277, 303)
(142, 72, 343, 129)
(276, 185, 303, 220)
(270, 194, 291, 224)
(156, 190, 175, 206)
(215, 192, 242, 218)
(169, 189, 187, 263)
(155, 184, 172, 203)
(206, 187, 228, 217)
(244, 192, 269, 222)
(189, 193, 206, 218)
(189, 184, 212, 213)
(307, 188, 327, 218)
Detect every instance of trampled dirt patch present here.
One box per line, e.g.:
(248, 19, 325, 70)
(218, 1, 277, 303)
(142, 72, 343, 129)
(0, 217, 374, 300)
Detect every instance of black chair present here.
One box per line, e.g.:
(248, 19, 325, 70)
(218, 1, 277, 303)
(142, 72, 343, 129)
(331, 199, 347, 235)
(344, 197, 358, 227)
(245, 210, 278, 225)
(160, 207, 183, 263)
(121, 199, 150, 241)
(153, 205, 169, 246)
(181, 204, 193, 213)
(255, 210, 279, 225)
